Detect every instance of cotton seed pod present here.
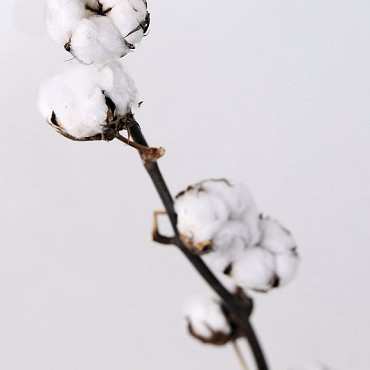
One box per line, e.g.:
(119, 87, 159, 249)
(45, 0, 149, 64)
(38, 61, 138, 139)
(183, 296, 235, 346)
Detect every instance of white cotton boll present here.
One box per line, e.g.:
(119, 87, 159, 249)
(183, 296, 231, 340)
(70, 17, 128, 64)
(45, 0, 86, 45)
(38, 62, 138, 138)
(175, 189, 230, 246)
(275, 251, 299, 286)
(108, 0, 148, 45)
(231, 247, 277, 292)
(259, 217, 296, 254)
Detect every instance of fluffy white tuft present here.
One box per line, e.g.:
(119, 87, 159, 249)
(70, 17, 128, 64)
(107, 0, 148, 45)
(175, 189, 229, 245)
(231, 247, 277, 292)
(275, 251, 299, 286)
(259, 216, 296, 254)
(45, 0, 86, 45)
(183, 296, 231, 339)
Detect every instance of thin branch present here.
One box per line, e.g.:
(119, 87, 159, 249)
(122, 121, 269, 370)
(152, 210, 176, 245)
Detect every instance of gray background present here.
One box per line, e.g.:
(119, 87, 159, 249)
(1, 0, 370, 369)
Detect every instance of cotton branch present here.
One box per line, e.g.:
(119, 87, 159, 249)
(126, 121, 269, 370)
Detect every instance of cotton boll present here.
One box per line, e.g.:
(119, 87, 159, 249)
(175, 189, 230, 248)
(70, 17, 129, 64)
(259, 217, 296, 254)
(231, 247, 277, 292)
(107, 0, 148, 45)
(38, 62, 138, 139)
(275, 251, 299, 286)
(45, 0, 86, 45)
(183, 296, 231, 344)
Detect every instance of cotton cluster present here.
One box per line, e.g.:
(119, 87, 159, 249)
(183, 296, 234, 345)
(175, 179, 299, 293)
(46, 0, 149, 64)
(38, 61, 138, 139)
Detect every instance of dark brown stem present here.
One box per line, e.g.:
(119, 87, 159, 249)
(124, 122, 269, 370)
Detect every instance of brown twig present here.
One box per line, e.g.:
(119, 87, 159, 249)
(152, 211, 176, 245)
(115, 132, 165, 162)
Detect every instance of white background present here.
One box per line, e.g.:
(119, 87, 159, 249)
(1, 0, 370, 369)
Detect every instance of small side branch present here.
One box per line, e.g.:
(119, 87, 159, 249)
(152, 211, 176, 245)
(115, 132, 165, 162)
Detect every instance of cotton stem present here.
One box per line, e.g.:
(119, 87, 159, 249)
(119, 121, 269, 370)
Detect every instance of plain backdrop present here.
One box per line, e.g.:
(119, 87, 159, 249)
(1, 0, 370, 369)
